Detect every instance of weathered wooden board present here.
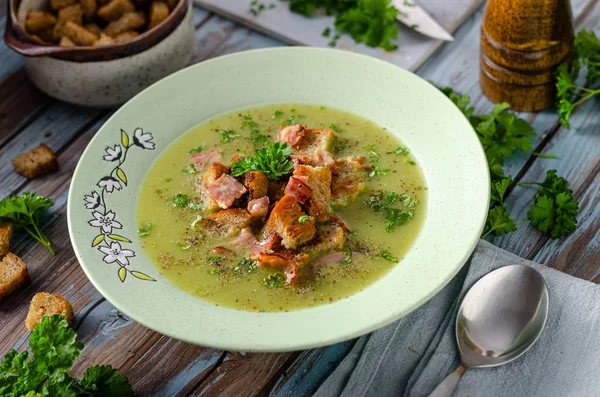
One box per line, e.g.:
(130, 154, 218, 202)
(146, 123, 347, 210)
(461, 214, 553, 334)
(194, 0, 483, 72)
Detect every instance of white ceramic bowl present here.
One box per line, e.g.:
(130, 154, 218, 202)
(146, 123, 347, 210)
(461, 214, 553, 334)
(68, 47, 490, 352)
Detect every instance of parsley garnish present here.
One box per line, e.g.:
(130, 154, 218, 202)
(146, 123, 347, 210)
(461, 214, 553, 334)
(393, 147, 410, 156)
(241, 115, 270, 146)
(263, 272, 285, 288)
(231, 142, 294, 180)
(137, 222, 152, 237)
(233, 257, 258, 274)
(329, 123, 342, 133)
(0, 315, 132, 396)
(177, 242, 192, 250)
(207, 256, 223, 265)
(182, 163, 197, 174)
(272, 110, 284, 119)
(0, 192, 55, 255)
(364, 192, 418, 232)
(522, 170, 579, 238)
(172, 194, 190, 208)
(218, 129, 239, 144)
(380, 250, 398, 262)
(490, 177, 512, 204)
(298, 215, 310, 224)
(364, 145, 390, 177)
(188, 144, 204, 154)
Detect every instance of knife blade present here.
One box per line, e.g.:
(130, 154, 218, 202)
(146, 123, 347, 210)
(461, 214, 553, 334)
(391, 0, 454, 41)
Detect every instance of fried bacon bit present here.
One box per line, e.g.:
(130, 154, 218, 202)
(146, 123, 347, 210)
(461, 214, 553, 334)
(278, 124, 306, 148)
(256, 250, 303, 285)
(247, 196, 270, 217)
(312, 148, 335, 168)
(249, 233, 278, 260)
(213, 246, 236, 256)
(330, 214, 352, 232)
(205, 174, 248, 209)
(191, 150, 223, 171)
(232, 227, 256, 247)
(285, 176, 312, 204)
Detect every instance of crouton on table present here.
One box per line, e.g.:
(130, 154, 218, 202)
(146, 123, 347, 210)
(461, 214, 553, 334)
(267, 195, 316, 249)
(0, 224, 13, 259)
(11, 144, 59, 179)
(0, 253, 29, 301)
(26, 292, 74, 331)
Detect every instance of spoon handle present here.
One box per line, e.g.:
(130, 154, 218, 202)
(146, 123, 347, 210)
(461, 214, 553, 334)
(427, 364, 467, 397)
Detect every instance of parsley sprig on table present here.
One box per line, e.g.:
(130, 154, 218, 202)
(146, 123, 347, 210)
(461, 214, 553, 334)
(0, 315, 132, 397)
(0, 192, 55, 255)
(555, 30, 600, 128)
(231, 142, 294, 180)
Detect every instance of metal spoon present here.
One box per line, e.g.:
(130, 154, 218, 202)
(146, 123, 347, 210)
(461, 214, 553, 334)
(429, 264, 549, 397)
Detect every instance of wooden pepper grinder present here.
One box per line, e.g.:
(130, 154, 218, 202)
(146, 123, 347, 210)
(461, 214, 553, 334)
(480, 0, 575, 111)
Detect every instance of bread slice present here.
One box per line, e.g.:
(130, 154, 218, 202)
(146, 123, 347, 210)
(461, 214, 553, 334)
(331, 157, 367, 206)
(267, 195, 316, 249)
(12, 144, 59, 179)
(0, 253, 30, 301)
(301, 224, 345, 259)
(293, 165, 332, 221)
(26, 292, 74, 331)
(293, 128, 335, 158)
(0, 223, 13, 259)
(198, 208, 254, 237)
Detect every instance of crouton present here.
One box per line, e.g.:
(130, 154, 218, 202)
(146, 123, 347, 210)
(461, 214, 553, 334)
(50, 0, 76, 10)
(267, 180, 286, 201)
(97, 0, 135, 21)
(113, 30, 138, 42)
(37, 27, 56, 43)
(25, 11, 57, 33)
(85, 22, 102, 35)
(243, 171, 268, 200)
(301, 224, 345, 259)
(80, 0, 98, 21)
(198, 209, 254, 237)
(293, 165, 332, 221)
(94, 32, 115, 45)
(268, 195, 316, 249)
(12, 144, 59, 179)
(331, 157, 367, 206)
(63, 21, 98, 46)
(0, 224, 13, 259)
(293, 128, 335, 158)
(148, 1, 169, 29)
(103, 11, 145, 36)
(25, 292, 74, 331)
(59, 36, 76, 46)
(53, 4, 83, 39)
(198, 162, 230, 214)
(0, 253, 29, 301)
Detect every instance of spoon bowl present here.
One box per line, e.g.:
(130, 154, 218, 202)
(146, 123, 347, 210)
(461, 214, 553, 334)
(430, 264, 549, 397)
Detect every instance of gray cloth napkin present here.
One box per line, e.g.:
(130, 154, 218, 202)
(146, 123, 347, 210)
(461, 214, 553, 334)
(314, 240, 600, 397)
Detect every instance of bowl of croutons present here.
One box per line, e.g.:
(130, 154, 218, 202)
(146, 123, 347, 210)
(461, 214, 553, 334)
(3, 0, 194, 106)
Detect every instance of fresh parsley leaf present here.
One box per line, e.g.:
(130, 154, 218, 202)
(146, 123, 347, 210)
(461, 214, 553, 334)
(481, 205, 517, 238)
(182, 163, 197, 174)
(298, 215, 310, 224)
(218, 129, 240, 144)
(172, 194, 190, 208)
(393, 147, 410, 156)
(263, 272, 285, 288)
(137, 222, 152, 237)
(364, 145, 390, 177)
(525, 170, 579, 238)
(80, 365, 133, 397)
(335, 0, 399, 51)
(272, 110, 284, 119)
(329, 123, 342, 133)
(0, 192, 55, 255)
(188, 144, 204, 154)
(231, 142, 294, 180)
(364, 191, 418, 232)
(490, 177, 512, 204)
(322, 27, 331, 37)
(437, 85, 474, 119)
(249, 129, 271, 147)
(233, 257, 258, 275)
(380, 250, 398, 262)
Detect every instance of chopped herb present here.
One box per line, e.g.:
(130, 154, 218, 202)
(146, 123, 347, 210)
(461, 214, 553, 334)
(320, 106, 326, 110)
(407, 161, 416, 166)
(187, 202, 202, 211)
(291, 108, 296, 113)
(191, 214, 213, 228)
(364, 192, 418, 232)
(137, 222, 152, 237)
(182, 163, 197, 174)
(322, 27, 331, 37)
(249, 130, 271, 147)
(264, 249, 274, 254)
(393, 147, 410, 156)
(242, 115, 259, 129)
(231, 142, 294, 180)
(165, 177, 172, 182)
(233, 257, 258, 274)
(364, 145, 390, 177)
(298, 215, 310, 224)
(272, 110, 284, 119)
(172, 194, 190, 208)
(177, 242, 192, 250)
(263, 272, 285, 288)
(329, 123, 342, 133)
(154, 188, 162, 194)
(207, 269, 220, 275)
(218, 129, 239, 144)
(341, 246, 353, 267)
(281, 115, 301, 126)
(207, 256, 223, 265)
(381, 250, 398, 262)
(410, 24, 419, 29)
(188, 144, 205, 154)
(334, 145, 349, 153)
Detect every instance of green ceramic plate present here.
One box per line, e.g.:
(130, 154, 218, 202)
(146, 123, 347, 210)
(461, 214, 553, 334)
(68, 47, 489, 352)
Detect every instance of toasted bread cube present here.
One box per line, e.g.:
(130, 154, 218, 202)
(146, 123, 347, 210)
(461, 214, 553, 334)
(63, 21, 98, 45)
(25, 292, 74, 331)
(198, 162, 230, 214)
(97, 0, 134, 21)
(53, 4, 83, 39)
(25, 11, 57, 34)
(59, 36, 76, 46)
(243, 171, 268, 200)
(85, 22, 102, 35)
(113, 30, 139, 42)
(293, 128, 335, 158)
(80, 0, 97, 21)
(331, 157, 367, 206)
(0, 253, 29, 301)
(268, 195, 316, 249)
(36, 27, 56, 44)
(103, 11, 145, 36)
(0, 224, 13, 259)
(301, 224, 345, 259)
(198, 209, 254, 237)
(94, 32, 115, 45)
(51, 0, 76, 10)
(267, 180, 286, 202)
(12, 144, 59, 179)
(148, 1, 169, 29)
(293, 165, 332, 221)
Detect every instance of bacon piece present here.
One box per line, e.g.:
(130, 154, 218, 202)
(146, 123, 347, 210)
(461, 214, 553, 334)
(191, 150, 223, 172)
(330, 214, 352, 232)
(205, 174, 248, 209)
(249, 233, 278, 260)
(312, 148, 335, 168)
(232, 227, 256, 247)
(285, 176, 312, 204)
(213, 246, 236, 256)
(314, 251, 363, 266)
(256, 250, 308, 285)
(278, 124, 306, 148)
(247, 196, 270, 217)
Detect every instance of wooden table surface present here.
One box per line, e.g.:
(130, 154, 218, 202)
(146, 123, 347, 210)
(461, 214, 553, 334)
(1, 1, 599, 396)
